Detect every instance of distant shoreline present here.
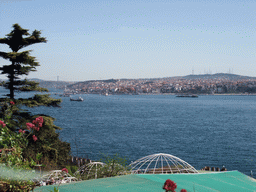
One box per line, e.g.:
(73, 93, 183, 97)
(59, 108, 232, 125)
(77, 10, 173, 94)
(79, 93, 256, 96)
(208, 93, 256, 96)
(118, 93, 256, 96)
(127, 93, 256, 96)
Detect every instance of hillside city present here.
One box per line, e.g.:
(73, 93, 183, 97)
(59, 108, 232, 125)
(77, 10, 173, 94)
(1, 73, 256, 95)
(64, 73, 256, 95)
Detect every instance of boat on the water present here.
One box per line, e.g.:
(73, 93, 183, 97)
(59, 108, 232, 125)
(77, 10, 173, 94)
(102, 92, 108, 96)
(62, 94, 71, 97)
(70, 97, 84, 101)
(176, 94, 198, 98)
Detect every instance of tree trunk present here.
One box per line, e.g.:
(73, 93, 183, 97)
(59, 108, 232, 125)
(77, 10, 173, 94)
(10, 61, 14, 99)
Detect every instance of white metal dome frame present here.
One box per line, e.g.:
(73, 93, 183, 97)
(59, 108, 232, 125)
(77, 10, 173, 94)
(75, 161, 128, 179)
(129, 153, 198, 174)
(37, 170, 78, 184)
(75, 162, 105, 179)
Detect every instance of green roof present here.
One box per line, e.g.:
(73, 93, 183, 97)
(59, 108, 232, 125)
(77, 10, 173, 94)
(33, 171, 256, 192)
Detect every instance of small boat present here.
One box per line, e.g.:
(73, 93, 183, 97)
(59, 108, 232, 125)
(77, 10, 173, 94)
(62, 94, 71, 97)
(102, 92, 108, 96)
(70, 97, 83, 101)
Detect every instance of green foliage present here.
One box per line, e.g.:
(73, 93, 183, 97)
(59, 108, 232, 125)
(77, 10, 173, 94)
(0, 98, 68, 170)
(0, 101, 69, 170)
(0, 113, 71, 189)
(0, 147, 22, 167)
(36, 152, 43, 162)
(74, 154, 130, 181)
(0, 165, 37, 191)
(77, 153, 130, 180)
(0, 119, 37, 169)
(0, 24, 72, 190)
(65, 165, 79, 177)
(0, 23, 47, 52)
(18, 94, 62, 107)
(0, 128, 38, 191)
(19, 115, 71, 168)
(48, 186, 60, 192)
(18, 79, 49, 92)
(0, 179, 36, 192)
(0, 23, 47, 99)
(99, 153, 130, 178)
(0, 122, 21, 149)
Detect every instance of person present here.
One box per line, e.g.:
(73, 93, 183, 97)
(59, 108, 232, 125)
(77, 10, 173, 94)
(221, 165, 226, 171)
(50, 178, 55, 185)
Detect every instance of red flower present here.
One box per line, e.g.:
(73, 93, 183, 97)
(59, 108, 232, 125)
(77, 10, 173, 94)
(19, 129, 22, 133)
(32, 135, 38, 142)
(10, 101, 15, 105)
(0, 120, 6, 128)
(26, 123, 34, 130)
(31, 116, 43, 131)
(0, 149, 2, 153)
(36, 116, 44, 124)
(23, 130, 26, 134)
(180, 190, 187, 192)
(62, 168, 68, 173)
(163, 179, 177, 192)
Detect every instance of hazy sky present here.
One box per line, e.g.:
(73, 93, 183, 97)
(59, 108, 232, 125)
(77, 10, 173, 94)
(0, 0, 255, 81)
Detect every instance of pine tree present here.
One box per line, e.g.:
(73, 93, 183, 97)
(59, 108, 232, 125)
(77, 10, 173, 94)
(0, 24, 70, 169)
(0, 23, 48, 99)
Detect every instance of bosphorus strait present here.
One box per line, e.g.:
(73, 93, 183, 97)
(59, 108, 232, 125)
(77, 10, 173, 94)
(12, 88, 256, 177)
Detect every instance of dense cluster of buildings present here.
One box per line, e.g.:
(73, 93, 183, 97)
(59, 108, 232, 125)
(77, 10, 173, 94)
(2, 74, 255, 95)
(67, 74, 256, 95)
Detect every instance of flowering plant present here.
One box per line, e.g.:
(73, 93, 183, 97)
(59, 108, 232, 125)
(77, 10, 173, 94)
(163, 179, 177, 192)
(1, 99, 71, 171)
(62, 168, 68, 173)
(0, 116, 43, 167)
(0, 119, 6, 127)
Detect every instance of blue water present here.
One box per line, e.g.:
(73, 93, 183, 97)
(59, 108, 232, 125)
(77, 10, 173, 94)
(1, 87, 256, 176)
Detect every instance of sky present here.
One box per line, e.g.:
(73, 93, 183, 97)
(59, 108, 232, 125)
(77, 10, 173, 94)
(0, 0, 255, 81)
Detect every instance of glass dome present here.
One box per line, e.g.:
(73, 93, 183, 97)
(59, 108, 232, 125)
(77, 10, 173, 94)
(129, 153, 198, 174)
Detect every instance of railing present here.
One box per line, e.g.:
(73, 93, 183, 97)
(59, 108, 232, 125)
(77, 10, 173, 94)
(67, 156, 91, 167)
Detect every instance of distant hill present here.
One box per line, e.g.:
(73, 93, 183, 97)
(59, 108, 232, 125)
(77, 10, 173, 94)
(183, 73, 256, 80)
(66, 78, 120, 89)
(70, 73, 255, 86)
(1, 73, 255, 90)
(0, 78, 75, 89)
(29, 78, 46, 82)
(30, 79, 74, 89)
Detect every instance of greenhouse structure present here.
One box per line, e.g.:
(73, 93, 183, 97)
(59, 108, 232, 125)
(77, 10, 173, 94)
(33, 153, 256, 191)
